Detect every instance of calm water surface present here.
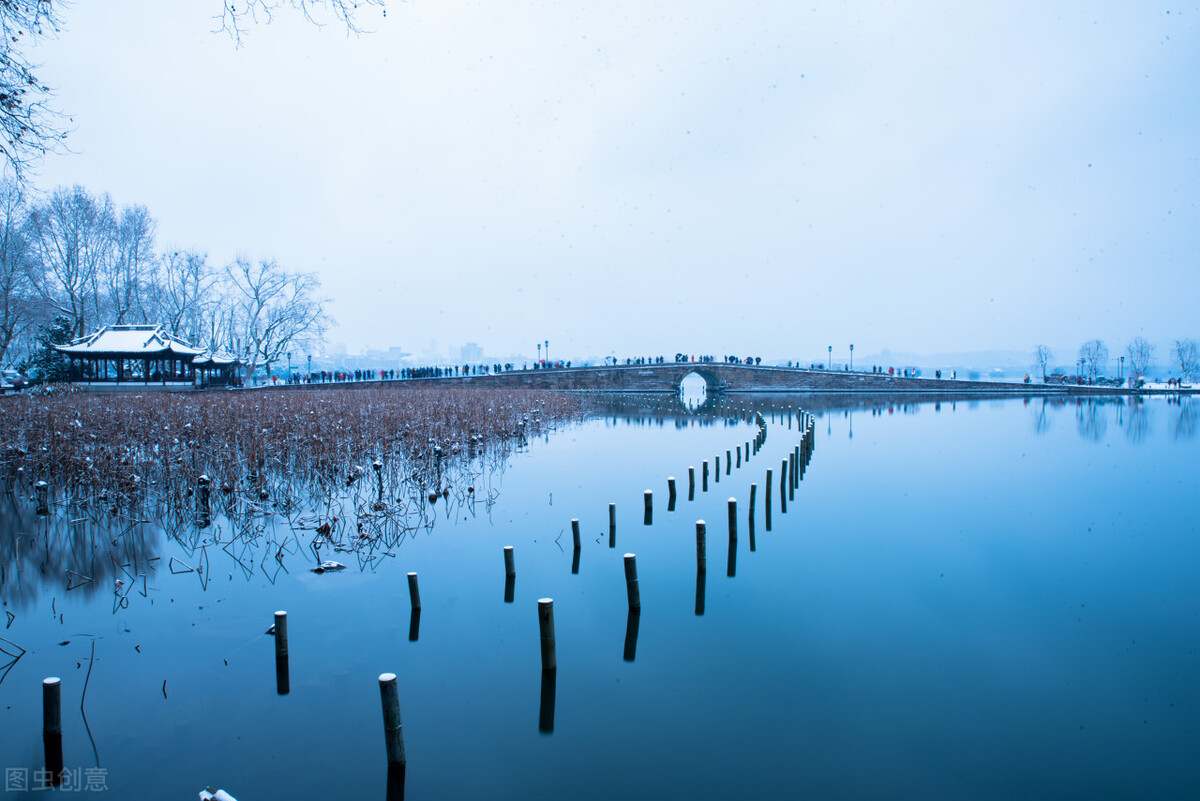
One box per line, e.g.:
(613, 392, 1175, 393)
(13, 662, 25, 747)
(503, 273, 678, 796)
(1, 393, 1197, 799)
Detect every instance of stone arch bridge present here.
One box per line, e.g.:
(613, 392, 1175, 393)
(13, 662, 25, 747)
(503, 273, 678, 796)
(337, 363, 1086, 395)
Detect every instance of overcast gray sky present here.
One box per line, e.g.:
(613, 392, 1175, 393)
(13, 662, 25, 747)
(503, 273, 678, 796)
(28, 1, 1200, 363)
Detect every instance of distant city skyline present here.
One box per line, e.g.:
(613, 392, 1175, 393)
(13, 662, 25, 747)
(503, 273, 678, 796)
(26, 1, 1200, 360)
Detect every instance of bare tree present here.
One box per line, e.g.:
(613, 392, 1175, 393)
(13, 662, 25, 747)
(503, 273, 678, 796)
(25, 185, 116, 337)
(1126, 337, 1154, 382)
(226, 257, 329, 382)
(0, 178, 39, 364)
(0, 1, 67, 182)
(218, 0, 387, 45)
(1079, 339, 1108, 384)
(152, 249, 214, 345)
(1033, 344, 1052, 381)
(1174, 339, 1199, 380)
(99, 204, 157, 324)
(1, 2, 383, 181)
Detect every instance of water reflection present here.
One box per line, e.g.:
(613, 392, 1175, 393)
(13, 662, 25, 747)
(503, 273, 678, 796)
(408, 608, 421, 642)
(275, 651, 290, 695)
(538, 669, 556, 734)
(623, 609, 641, 662)
(1021, 395, 1197, 444)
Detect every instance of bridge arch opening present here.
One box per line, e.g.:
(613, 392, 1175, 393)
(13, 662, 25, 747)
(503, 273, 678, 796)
(679, 371, 709, 410)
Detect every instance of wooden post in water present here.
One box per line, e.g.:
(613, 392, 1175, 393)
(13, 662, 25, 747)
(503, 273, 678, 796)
(714, 456, 720, 483)
(538, 598, 557, 671)
(43, 676, 63, 785)
(644, 490, 653, 525)
(407, 573, 421, 610)
(736, 448, 741, 468)
(624, 553, 641, 610)
(274, 611, 288, 658)
(765, 470, 773, 531)
(667, 477, 677, 511)
(726, 449, 732, 475)
(696, 520, 707, 572)
(750, 483, 757, 519)
(728, 498, 737, 542)
(780, 460, 788, 513)
(378, 673, 406, 767)
(688, 467, 696, 500)
(609, 502, 617, 548)
(504, 546, 516, 578)
(571, 519, 581, 550)
(702, 460, 709, 492)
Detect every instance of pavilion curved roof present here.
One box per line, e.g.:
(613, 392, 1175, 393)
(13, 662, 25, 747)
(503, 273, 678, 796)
(193, 351, 241, 367)
(54, 325, 205, 358)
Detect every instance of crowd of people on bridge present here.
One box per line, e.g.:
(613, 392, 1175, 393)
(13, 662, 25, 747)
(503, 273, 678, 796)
(270, 354, 966, 386)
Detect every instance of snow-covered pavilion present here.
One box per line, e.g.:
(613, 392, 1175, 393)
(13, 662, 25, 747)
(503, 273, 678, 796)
(192, 351, 243, 387)
(55, 324, 207, 386)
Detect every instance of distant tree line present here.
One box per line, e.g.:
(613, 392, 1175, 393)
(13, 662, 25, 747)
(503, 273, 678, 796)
(1034, 338, 1200, 383)
(0, 180, 330, 381)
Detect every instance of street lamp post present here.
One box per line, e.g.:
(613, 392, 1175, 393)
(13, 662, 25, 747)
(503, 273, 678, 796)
(1119, 355, 1125, 382)
(537, 343, 541, 365)
(849, 344, 854, 371)
(828, 345, 832, 369)
(307, 354, 311, 383)
(545, 340, 550, 367)
(287, 352, 292, 383)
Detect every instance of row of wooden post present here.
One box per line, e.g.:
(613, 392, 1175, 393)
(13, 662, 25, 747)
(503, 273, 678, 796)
(30, 406, 811, 783)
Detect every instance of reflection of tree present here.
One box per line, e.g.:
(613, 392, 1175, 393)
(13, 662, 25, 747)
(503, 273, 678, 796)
(1076, 399, 1107, 442)
(1173, 398, 1197, 441)
(1032, 399, 1051, 435)
(1125, 399, 1151, 444)
(0, 435, 539, 609)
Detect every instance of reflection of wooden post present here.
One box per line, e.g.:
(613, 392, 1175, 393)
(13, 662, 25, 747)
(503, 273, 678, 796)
(408, 608, 421, 642)
(695, 521, 707, 572)
(609, 503, 617, 548)
(539, 668, 557, 734)
(407, 573, 421, 610)
(624, 553, 641, 610)
(378, 673, 406, 766)
(43, 676, 63, 785)
(538, 599, 557, 671)
(504, 546, 515, 578)
(623, 608, 641, 662)
(276, 651, 290, 695)
(695, 568, 706, 616)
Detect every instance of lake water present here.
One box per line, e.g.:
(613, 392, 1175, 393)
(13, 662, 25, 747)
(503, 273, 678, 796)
(1, 393, 1197, 799)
